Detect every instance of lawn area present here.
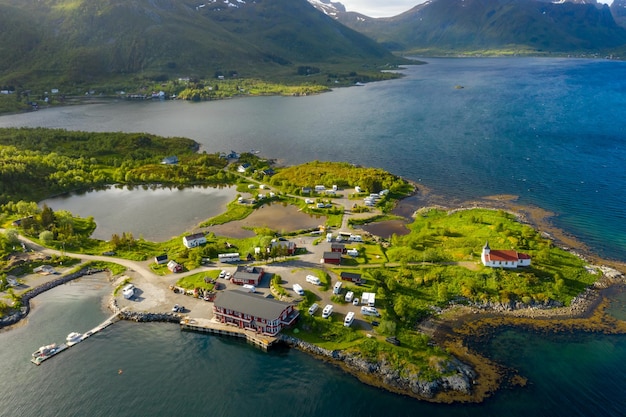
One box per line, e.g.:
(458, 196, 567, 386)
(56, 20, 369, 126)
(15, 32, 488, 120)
(175, 272, 218, 291)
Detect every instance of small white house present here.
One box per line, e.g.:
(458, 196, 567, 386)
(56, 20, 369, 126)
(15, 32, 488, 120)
(183, 233, 207, 248)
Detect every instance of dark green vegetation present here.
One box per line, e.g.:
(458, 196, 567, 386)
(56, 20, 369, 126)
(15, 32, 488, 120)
(0, 127, 231, 203)
(269, 161, 413, 199)
(333, 0, 626, 56)
(0, 0, 407, 93)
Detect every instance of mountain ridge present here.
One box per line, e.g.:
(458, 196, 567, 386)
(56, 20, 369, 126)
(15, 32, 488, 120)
(310, 0, 626, 55)
(0, 0, 405, 89)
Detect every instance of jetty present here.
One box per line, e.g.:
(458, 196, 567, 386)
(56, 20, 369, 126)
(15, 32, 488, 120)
(180, 317, 278, 351)
(31, 309, 124, 365)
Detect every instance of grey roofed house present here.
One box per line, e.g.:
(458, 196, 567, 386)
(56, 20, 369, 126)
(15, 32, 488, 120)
(214, 290, 294, 321)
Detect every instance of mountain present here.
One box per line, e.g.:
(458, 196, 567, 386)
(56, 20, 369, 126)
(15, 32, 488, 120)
(0, 0, 404, 89)
(312, 0, 626, 54)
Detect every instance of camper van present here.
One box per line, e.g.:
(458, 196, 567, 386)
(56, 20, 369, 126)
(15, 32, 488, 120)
(343, 312, 355, 327)
(306, 275, 321, 285)
(322, 304, 333, 319)
(333, 281, 343, 295)
(293, 283, 304, 295)
(308, 303, 319, 315)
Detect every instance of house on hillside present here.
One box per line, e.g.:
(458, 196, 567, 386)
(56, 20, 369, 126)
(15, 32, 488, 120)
(213, 290, 299, 336)
(340, 272, 365, 285)
(331, 243, 346, 253)
(154, 254, 169, 265)
(237, 163, 251, 173)
(183, 233, 207, 249)
(270, 240, 297, 255)
(167, 260, 183, 273)
(322, 251, 342, 265)
(481, 241, 531, 269)
(232, 265, 264, 286)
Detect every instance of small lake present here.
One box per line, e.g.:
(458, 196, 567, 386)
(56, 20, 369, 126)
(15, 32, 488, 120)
(41, 185, 238, 242)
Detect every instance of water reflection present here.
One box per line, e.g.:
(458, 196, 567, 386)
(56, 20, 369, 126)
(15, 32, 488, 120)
(41, 185, 238, 241)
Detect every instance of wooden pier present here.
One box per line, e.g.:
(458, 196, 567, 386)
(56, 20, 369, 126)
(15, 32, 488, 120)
(31, 310, 124, 365)
(180, 317, 278, 351)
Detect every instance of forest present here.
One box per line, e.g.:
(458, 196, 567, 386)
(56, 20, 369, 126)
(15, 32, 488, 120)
(0, 127, 232, 203)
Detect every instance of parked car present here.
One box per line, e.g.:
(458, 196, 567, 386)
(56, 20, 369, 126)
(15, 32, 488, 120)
(225, 272, 232, 279)
(361, 306, 380, 317)
(306, 275, 321, 285)
(353, 297, 359, 306)
(219, 270, 226, 279)
(242, 284, 256, 293)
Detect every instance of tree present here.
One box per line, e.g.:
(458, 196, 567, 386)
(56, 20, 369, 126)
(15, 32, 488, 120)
(3, 229, 19, 248)
(39, 230, 54, 245)
(40, 204, 55, 228)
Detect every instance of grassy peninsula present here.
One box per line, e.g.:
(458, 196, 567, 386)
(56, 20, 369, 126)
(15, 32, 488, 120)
(0, 127, 622, 403)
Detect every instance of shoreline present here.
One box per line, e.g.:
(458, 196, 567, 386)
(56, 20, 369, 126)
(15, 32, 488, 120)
(4, 177, 626, 403)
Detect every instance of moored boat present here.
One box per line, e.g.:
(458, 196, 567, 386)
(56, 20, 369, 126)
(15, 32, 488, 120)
(66, 332, 83, 346)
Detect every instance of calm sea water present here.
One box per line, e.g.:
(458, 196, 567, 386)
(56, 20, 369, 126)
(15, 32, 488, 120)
(1, 58, 626, 416)
(1, 58, 624, 260)
(2, 275, 626, 417)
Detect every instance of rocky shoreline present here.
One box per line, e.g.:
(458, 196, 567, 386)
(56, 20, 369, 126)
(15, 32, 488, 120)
(278, 334, 476, 401)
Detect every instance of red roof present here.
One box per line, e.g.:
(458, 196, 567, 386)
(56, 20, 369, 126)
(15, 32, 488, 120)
(485, 250, 521, 262)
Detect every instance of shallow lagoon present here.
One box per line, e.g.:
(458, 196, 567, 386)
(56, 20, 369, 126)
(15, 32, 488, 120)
(41, 185, 237, 241)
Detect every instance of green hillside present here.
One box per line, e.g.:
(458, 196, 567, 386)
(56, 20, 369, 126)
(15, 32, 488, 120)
(0, 0, 407, 91)
(336, 0, 626, 55)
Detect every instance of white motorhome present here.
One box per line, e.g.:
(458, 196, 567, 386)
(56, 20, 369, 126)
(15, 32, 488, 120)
(322, 304, 333, 318)
(308, 303, 319, 315)
(293, 283, 304, 295)
(218, 253, 240, 263)
(306, 275, 321, 285)
(343, 311, 355, 327)
(333, 281, 343, 295)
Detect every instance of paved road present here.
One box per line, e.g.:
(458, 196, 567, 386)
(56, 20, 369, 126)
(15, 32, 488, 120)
(3, 188, 382, 325)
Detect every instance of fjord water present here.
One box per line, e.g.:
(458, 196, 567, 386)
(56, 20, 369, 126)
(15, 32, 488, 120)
(2, 274, 626, 417)
(1, 58, 624, 260)
(1, 58, 626, 416)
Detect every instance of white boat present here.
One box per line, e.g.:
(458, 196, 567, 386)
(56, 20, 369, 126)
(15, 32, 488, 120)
(32, 343, 59, 359)
(66, 332, 83, 346)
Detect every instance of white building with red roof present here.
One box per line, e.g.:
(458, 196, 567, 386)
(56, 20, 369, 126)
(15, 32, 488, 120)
(481, 241, 531, 269)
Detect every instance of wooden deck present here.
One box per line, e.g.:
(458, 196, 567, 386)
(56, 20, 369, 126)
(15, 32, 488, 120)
(180, 317, 278, 351)
(31, 309, 124, 365)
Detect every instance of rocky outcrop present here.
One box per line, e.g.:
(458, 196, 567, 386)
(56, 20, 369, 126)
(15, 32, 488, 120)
(278, 334, 475, 400)
(118, 310, 182, 324)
